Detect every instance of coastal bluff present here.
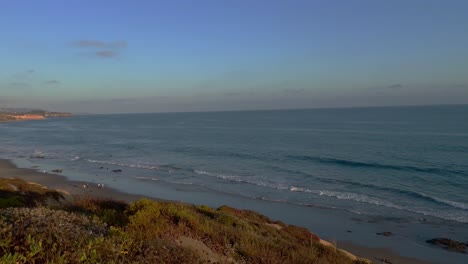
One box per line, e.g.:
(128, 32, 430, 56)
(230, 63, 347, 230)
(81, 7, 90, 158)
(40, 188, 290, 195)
(0, 109, 71, 122)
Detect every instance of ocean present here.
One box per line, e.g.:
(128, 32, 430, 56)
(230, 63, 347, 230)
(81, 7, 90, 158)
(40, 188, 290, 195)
(1, 104, 467, 263)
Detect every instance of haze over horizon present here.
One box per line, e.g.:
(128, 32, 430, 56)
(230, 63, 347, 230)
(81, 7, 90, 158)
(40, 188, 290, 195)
(1, 0, 468, 113)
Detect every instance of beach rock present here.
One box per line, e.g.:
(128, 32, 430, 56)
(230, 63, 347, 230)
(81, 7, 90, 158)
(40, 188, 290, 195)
(112, 169, 122, 173)
(376, 231, 393, 237)
(52, 169, 63, 173)
(426, 238, 467, 253)
(377, 258, 393, 264)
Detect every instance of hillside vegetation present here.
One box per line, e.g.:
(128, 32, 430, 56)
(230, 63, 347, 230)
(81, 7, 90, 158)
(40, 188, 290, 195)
(0, 178, 370, 264)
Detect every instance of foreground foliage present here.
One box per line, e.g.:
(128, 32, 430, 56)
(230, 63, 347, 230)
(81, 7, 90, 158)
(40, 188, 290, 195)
(0, 178, 370, 263)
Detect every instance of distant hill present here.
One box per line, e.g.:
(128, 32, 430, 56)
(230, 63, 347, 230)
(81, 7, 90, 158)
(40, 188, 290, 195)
(0, 108, 71, 122)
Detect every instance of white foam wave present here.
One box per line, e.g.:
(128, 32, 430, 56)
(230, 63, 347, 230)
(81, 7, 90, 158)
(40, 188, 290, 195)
(290, 186, 314, 192)
(419, 192, 468, 210)
(317, 190, 405, 210)
(133, 176, 159, 181)
(317, 191, 468, 223)
(194, 169, 289, 190)
(193, 170, 468, 223)
(435, 198, 468, 210)
(86, 159, 159, 170)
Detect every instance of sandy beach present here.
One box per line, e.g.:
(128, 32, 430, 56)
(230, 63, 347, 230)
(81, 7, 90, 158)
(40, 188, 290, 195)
(0, 158, 437, 264)
(0, 159, 144, 203)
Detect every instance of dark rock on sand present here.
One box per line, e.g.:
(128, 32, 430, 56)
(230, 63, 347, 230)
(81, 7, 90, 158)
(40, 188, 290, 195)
(52, 169, 63, 173)
(376, 232, 393, 237)
(426, 238, 467, 253)
(377, 258, 393, 264)
(112, 169, 122, 173)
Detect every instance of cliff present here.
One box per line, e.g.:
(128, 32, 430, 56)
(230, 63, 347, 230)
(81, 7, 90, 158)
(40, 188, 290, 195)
(0, 110, 71, 122)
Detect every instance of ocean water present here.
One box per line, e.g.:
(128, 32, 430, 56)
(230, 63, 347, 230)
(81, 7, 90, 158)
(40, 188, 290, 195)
(1, 105, 468, 263)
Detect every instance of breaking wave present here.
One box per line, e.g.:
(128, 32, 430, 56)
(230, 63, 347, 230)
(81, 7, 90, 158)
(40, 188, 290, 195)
(86, 159, 160, 170)
(287, 155, 466, 176)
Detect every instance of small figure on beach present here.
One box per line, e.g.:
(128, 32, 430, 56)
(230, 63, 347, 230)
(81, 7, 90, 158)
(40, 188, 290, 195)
(83, 183, 89, 189)
(42, 170, 48, 174)
(97, 183, 105, 188)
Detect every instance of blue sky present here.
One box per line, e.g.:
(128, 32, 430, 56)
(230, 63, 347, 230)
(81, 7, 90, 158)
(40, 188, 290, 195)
(1, 0, 467, 113)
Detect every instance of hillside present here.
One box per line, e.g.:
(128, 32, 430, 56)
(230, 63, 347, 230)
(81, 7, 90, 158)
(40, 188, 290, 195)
(0, 178, 370, 264)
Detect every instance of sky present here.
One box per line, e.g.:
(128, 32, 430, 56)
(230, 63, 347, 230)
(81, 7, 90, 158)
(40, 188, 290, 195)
(0, 0, 467, 113)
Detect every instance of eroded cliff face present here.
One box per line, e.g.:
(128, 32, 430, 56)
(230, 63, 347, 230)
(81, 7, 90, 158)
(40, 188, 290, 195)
(0, 114, 45, 121)
(0, 111, 71, 122)
(12, 114, 46, 120)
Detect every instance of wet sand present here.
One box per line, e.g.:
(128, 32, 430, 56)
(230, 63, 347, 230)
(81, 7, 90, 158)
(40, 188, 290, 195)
(338, 241, 435, 264)
(0, 158, 436, 264)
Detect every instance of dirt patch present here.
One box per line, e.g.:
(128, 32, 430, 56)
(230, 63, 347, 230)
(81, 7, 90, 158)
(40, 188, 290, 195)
(319, 239, 359, 261)
(176, 236, 234, 263)
(265, 223, 283, 230)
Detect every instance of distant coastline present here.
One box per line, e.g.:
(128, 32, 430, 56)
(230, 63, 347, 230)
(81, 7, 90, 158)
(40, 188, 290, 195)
(0, 109, 72, 122)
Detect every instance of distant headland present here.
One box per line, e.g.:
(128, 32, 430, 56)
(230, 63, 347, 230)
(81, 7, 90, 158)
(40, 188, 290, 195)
(0, 108, 72, 122)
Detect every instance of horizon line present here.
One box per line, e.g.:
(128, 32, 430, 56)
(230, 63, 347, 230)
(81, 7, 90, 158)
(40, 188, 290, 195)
(72, 102, 468, 116)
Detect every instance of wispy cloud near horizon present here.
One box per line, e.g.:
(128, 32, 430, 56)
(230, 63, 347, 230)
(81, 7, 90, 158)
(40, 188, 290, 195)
(72, 40, 126, 59)
(72, 40, 127, 48)
(44, 80, 61, 85)
(9, 82, 29, 88)
(96, 50, 117, 58)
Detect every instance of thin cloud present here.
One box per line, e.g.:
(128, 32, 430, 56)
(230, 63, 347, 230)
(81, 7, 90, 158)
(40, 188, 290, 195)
(12, 69, 35, 79)
(72, 40, 127, 48)
(384, 84, 404, 89)
(96, 50, 117, 58)
(9, 82, 29, 88)
(77, 50, 119, 58)
(44, 80, 61, 85)
(369, 84, 405, 90)
(283, 88, 306, 94)
(72, 40, 126, 58)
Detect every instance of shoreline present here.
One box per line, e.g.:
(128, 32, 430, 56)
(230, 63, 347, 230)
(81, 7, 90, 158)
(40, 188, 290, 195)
(0, 159, 144, 203)
(0, 158, 435, 264)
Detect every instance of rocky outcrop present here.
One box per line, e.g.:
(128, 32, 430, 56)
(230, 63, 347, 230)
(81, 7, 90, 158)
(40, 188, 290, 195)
(426, 238, 467, 253)
(377, 231, 393, 237)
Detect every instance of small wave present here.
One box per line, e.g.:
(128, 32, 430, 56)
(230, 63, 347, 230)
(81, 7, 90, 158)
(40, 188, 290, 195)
(194, 169, 468, 223)
(417, 193, 468, 210)
(194, 169, 289, 190)
(288, 155, 466, 176)
(275, 168, 468, 211)
(290, 186, 313, 193)
(316, 190, 468, 223)
(133, 176, 159, 181)
(86, 159, 159, 170)
(176, 147, 261, 161)
(317, 190, 404, 209)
